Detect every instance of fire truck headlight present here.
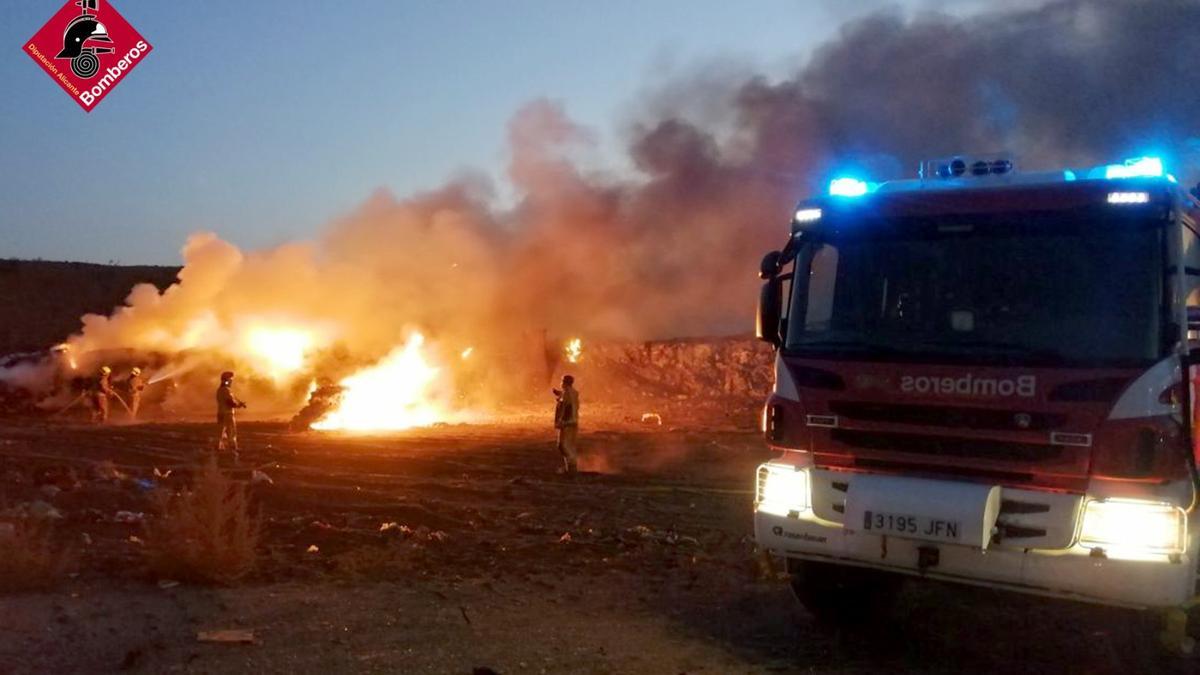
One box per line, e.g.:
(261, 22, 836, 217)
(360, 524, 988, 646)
(1079, 499, 1186, 557)
(756, 463, 810, 517)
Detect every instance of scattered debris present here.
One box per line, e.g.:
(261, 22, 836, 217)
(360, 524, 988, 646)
(128, 535, 144, 545)
(627, 525, 653, 539)
(197, 629, 256, 644)
(27, 501, 63, 521)
(133, 478, 157, 492)
(157, 579, 180, 589)
(459, 606, 472, 625)
(306, 544, 320, 554)
(251, 470, 274, 486)
(428, 530, 449, 543)
(114, 511, 145, 524)
(153, 467, 172, 479)
(558, 532, 572, 543)
(640, 412, 663, 425)
(40, 484, 62, 499)
(94, 462, 128, 482)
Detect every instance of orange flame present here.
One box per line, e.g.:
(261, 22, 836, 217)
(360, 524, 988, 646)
(312, 332, 465, 432)
(241, 325, 316, 382)
(565, 337, 582, 363)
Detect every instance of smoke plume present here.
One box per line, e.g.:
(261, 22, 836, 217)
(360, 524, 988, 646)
(54, 0, 1200, 402)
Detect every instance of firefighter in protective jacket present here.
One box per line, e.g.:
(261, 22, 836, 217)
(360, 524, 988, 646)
(125, 367, 145, 420)
(91, 366, 113, 423)
(215, 371, 247, 458)
(553, 374, 580, 474)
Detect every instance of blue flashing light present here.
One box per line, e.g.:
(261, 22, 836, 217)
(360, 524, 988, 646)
(1063, 170, 1077, 182)
(829, 177, 870, 198)
(1104, 156, 1164, 180)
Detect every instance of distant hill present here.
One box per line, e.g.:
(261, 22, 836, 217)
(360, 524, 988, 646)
(0, 259, 179, 354)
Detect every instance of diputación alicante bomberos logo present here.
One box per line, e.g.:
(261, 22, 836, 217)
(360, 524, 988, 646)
(24, 0, 153, 112)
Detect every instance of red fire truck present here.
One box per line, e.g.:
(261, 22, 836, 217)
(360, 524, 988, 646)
(754, 155, 1200, 643)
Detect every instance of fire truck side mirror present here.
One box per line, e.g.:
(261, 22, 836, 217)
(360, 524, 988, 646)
(760, 250, 782, 280)
(757, 277, 783, 346)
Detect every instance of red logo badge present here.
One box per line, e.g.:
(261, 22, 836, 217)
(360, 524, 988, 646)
(23, 1, 152, 112)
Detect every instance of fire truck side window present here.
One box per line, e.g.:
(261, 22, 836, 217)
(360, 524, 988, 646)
(1181, 222, 1200, 339)
(803, 245, 838, 331)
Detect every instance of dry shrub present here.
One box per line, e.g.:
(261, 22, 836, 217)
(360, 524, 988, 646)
(147, 458, 260, 584)
(0, 520, 72, 593)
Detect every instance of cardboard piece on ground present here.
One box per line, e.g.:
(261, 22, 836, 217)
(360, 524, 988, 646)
(197, 629, 256, 644)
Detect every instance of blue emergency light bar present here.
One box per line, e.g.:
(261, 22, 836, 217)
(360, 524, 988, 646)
(828, 177, 871, 198)
(809, 155, 1175, 213)
(1103, 156, 1164, 180)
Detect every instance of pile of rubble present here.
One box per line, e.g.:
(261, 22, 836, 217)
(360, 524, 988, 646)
(577, 336, 774, 401)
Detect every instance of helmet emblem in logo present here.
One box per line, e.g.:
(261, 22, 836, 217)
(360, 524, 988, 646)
(55, 1, 114, 79)
(1014, 413, 1032, 429)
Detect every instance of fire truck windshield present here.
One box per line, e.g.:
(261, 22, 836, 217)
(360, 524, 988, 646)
(784, 213, 1167, 367)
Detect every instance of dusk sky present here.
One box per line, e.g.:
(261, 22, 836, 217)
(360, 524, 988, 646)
(3, 1, 1007, 264)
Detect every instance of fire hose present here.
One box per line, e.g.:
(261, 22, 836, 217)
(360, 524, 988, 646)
(110, 391, 131, 414)
(52, 392, 86, 416)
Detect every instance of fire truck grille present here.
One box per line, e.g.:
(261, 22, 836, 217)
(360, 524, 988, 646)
(828, 401, 1066, 432)
(830, 428, 1063, 462)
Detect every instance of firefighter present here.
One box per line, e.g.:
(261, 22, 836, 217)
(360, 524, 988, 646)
(215, 371, 247, 461)
(125, 367, 146, 420)
(91, 366, 113, 423)
(553, 374, 580, 474)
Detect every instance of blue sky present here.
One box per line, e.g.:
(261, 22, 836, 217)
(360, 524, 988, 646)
(1, 1, 989, 264)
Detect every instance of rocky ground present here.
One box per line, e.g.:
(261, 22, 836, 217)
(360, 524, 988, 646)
(0, 413, 1192, 674)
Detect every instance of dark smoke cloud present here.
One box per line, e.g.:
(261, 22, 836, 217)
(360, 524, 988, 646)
(64, 0, 1200, 389)
(514, 0, 1200, 337)
(801, 0, 1200, 172)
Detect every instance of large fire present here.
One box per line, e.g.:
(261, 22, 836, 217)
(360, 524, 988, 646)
(242, 325, 317, 382)
(312, 332, 460, 432)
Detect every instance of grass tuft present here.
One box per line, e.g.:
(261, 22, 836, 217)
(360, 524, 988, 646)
(146, 458, 260, 584)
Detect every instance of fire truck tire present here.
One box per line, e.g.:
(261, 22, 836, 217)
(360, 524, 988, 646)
(1115, 610, 1194, 672)
(787, 559, 903, 625)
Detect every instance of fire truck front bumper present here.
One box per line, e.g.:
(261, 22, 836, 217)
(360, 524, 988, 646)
(754, 464, 1198, 609)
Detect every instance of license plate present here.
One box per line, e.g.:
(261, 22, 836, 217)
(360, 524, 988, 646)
(862, 510, 962, 542)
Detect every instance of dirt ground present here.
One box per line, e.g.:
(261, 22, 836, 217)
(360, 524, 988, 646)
(0, 415, 1193, 674)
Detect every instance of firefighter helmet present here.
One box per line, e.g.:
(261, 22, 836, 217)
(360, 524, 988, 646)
(562, 374, 574, 386)
(220, 371, 235, 382)
(130, 367, 141, 376)
(56, 16, 112, 60)
(100, 365, 111, 374)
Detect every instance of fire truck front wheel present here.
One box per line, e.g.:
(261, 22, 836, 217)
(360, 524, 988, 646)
(787, 559, 903, 625)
